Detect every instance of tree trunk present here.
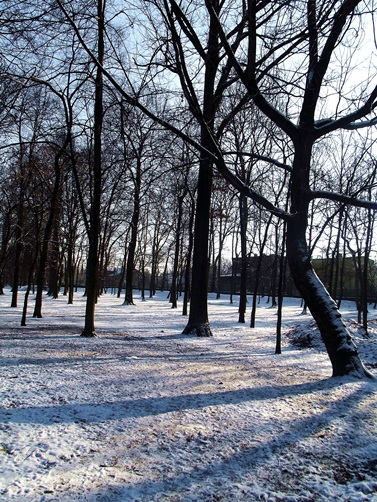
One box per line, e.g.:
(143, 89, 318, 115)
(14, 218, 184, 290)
(81, 0, 104, 337)
(21, 242, 39, 326)
(33, 146, 64, 318)
(287, 229, 371, 377)
(140, 258, 146, 301)
(149, 217, 161, 298)
(182, 197, 195, 316)
(0, 211, 12, 295)
(160, 248, 171, 292)
(287, 139, 372, 378)
(332, 209, 344, 303)
(269, 256, 278, 307)
(275, 222, 287, 354)
(124, 158, 141, 306)
(47, 218, 61, 299)
(171, 193, 184, 309)
(337, 239, 347, 308)
(238, 194, 248, 323)
(117, 245, 127, 298)
(11, 226, 23, 308)
(209, 214, 216, 293)
(67, 239, 75, 304)
(11, 172, 26, 308)
(216, 247, 222, 299)
(182, 155, 213, 336)
(269, 225, 280, 307)
(182, 7, 219, 337)
(250, 214, 273, 327)
(362, 207, 374, 335)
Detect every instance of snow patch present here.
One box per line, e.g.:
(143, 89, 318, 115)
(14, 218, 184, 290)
(0, 291, 376, 501)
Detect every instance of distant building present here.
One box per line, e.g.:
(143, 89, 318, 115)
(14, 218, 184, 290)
(312, 256, 377, 302)
(218, 255, 377, 301)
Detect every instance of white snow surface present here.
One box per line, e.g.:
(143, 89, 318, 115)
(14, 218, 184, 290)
(1, 289, 377, 501)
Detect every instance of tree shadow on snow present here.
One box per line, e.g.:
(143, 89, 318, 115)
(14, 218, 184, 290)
(1, 377, 375, 426)
(68, 381, 376, 500)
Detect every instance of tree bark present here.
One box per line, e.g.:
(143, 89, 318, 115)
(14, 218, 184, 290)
(81, 0, 105, 337)
(182, 196, 195, 316)
(11, 213, 23, 308)
(123, 157, 141, 306)
(11, 147, 26, 308)
(250, 214, 273, 328)
(288, 233, 371, 377)
(0, 210, 12, 295)
(238, 194, 248, 323)
(117, 245, 127, 298)
(275, 224, 287, 355)
(67, 238, 75, 305)
(21, 237, 39, 326)
(171, 193, 185, 308)
(33, 147, 64, 318)
(182, 5, 219, 337)
(47, 217, 62, 299)
(182, 155, 213, 336)
(149, 215, 161, 298)
(287, 138, 373, 378)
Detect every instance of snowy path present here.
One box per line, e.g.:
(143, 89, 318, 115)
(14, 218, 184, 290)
(0, 291, 377, 501)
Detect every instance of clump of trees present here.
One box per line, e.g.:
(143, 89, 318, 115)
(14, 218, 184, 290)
(0, 0, 376, 378)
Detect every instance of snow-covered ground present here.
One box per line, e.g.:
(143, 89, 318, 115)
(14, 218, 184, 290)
(1, 289, 377, 501)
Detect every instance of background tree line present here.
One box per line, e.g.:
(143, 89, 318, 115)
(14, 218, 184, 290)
(0, 0, 376, 378)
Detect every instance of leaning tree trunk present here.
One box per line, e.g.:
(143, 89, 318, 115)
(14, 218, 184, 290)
(287, 221, 372, 378)
(287, 140, 372, 378)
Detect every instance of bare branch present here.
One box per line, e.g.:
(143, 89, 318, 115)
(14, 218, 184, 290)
(315, 86, 377, 137)
(311, 189, 377, 210)
(205, 0, 298, 139)
(224, 151, 292, 173)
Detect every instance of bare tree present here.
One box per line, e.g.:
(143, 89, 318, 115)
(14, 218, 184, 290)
(207, 0, 377, 377)
(9, 0, 374, 377)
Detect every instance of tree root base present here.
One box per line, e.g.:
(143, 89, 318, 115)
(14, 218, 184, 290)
(331, 355, 375, 380)
(182, 322, 213, 337)
(80, 330, 97, 338)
